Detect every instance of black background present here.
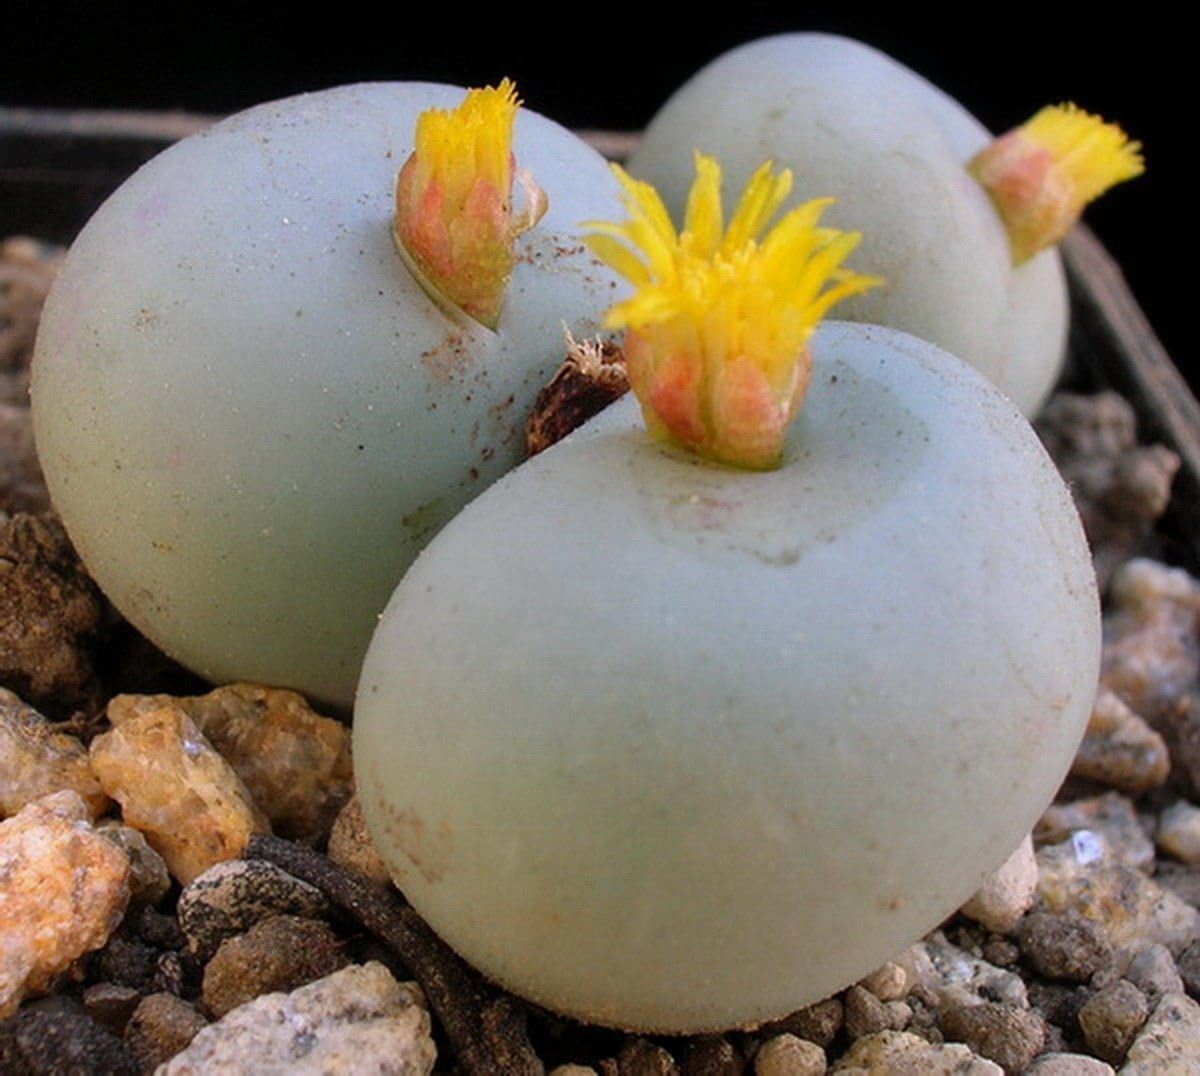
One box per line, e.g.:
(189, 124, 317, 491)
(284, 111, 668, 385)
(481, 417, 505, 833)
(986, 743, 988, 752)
(3, 4, 1180, 383)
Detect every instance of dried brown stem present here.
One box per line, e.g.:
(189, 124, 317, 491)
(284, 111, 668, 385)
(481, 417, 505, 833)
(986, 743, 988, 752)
(245, 834, 543, 1076)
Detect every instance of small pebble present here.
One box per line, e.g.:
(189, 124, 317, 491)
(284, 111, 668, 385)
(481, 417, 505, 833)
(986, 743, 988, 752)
(97, 820, 171, 907)
(0, 790, 130, 1018)
(0, 513, 106, 718)
(202, 915, 349, 1018)
(960, 835, 1039, 934)
(90, 699, 270, 885)
(759, 997, 843, 1049)
(1036, 793, 1155, 873)
(618, 1038, 678, 1074)
(1069, 689, 1169, 794)
(1121, 991, 1200, 1073)
(842, 985, 890, 1040)
(177, 857, 329, 962)
(1176, 938, 1200, 996)
(856, 960, 908, 1002)
(1024, 1053, 1115, 1074)
(1124, 944, 1185, 1002)
(937, 1000, 1046, 1073)
(124, 993, 208, 1074)
(109, 683, 352, 844)
(81, 982, 142, 1034)
(753, 1033, 826, 1075)
(681, 1035, 739, 1074)
(1101, 558, 1200, 721)
(829, 1029, 1001, 1073)
(90, 933, 160, 992)
(326, 793, 392, 885)
(897, 933, 1028, 1010)
(1019, 910, 1114, 982)
(1156, 800, 1200, 865)
(1036, 393, 1179, 587)
(549, 1067, 599, 1076)
(159, 963, 435, 1075)
(0, 999, 136, 1074)
(1036, 837, 1200, 956)
(1077, 979, 1149, 1064)
(0, 686, 108, 818)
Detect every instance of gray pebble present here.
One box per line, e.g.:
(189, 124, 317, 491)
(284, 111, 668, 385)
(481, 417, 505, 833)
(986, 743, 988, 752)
(177, 858, 329, 962)
(1124, 944, 1185, 1002)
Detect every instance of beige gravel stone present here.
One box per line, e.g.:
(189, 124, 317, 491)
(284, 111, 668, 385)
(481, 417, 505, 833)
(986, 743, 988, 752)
(159, 961, 435, 1075)
(754, 1033, 826, 1075)
(1120, 991, 1200, 1073)
(89, 700, 269, 885)
(960, 835, 1038, 933)
(108, 684, 351, 844)
(547, 1067, 599, 1076)
(830, 1030, 1001, 1074)
(1070, 689, 1169, 794)
(327, 793, 391, 885)
(1036, 837, 1200, 956)
(1024, 1053, 1115, 1074)
(1078, 980, 1149, 1064)
(0, 790, 130, 1018)
(1101, 559, 1200, 720)
(0, 687, 108, 819)
(1156, 800, 1200, 866)
(857, 960, 908, 1002)
(1036, 793, 1155, 873)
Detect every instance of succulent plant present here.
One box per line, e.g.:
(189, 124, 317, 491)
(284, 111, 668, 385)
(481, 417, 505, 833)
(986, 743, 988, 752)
(32, 81, 624, 708)
(627, 33, 1142, 416)
(354, 157, 1101, 1032)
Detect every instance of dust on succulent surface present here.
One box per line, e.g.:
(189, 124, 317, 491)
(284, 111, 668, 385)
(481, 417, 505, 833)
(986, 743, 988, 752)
(6, 236, 1200, 1073)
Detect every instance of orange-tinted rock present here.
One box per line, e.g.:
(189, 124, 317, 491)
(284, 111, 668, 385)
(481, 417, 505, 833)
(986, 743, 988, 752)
(90, 701, 269, 885)
(0, 687, 108, 819)
(108, 684, 351, 844)
(0, 790, 130, 1017)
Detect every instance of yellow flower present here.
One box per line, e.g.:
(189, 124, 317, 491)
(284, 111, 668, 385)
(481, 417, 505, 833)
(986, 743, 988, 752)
(394, 79, 548, 330)
(584, 153, 880, 470)
(969, 103, 1143, 265)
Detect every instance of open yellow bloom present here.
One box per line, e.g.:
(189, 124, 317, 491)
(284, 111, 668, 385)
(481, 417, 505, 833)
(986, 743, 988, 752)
(394, 79, 547, 329)
(584, 153, 880, 469)
(969, 103, 1144, 265)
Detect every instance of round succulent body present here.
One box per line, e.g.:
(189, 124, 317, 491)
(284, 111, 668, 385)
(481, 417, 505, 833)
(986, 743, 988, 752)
(627, 33, 1069, 417)
(354, 321, 1100, 1033)
(31, 82, 624, 709)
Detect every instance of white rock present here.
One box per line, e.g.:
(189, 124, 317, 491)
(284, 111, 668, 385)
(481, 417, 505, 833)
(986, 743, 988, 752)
(158, 961, 435, 1075)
